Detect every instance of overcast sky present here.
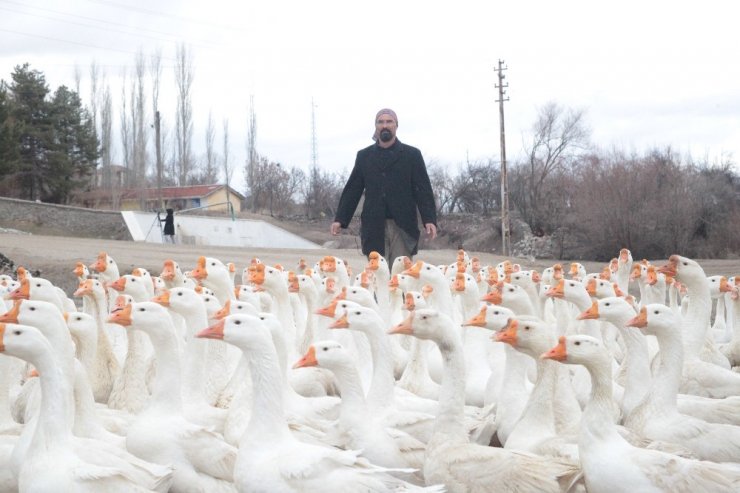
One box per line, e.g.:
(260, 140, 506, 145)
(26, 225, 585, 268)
(2, 0, 738, 190)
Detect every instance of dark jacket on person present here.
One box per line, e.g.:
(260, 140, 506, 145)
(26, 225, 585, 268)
(334, 139, 437, 256)
(163, 210, 175, 235)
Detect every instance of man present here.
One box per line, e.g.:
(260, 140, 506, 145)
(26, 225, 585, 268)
(330, 108, 437, 262)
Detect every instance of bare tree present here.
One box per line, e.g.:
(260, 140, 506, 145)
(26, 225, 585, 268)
(132, 50, 147, 193)
(205, 111, 220, 182)
(119, 68, 131, 187)
(245, 95, 258, 211)
(511, 102, 590, 235)
(99, 81, 113, 189)
(174, 43, 195, 186)
(222, 118, 233, 216)
(73, 64, 82, 96)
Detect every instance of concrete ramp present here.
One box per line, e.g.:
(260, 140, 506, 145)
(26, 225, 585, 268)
(121, 211, 321, 249)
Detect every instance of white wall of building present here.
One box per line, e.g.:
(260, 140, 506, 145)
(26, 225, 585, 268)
(121, 211, 321, 249)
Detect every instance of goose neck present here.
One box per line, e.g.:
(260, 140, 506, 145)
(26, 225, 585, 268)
(432, 331, 467, 444)
(246, 343, 292, 443)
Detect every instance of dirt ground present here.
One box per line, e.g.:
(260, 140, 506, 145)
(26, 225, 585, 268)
(2, 231, 739, 300)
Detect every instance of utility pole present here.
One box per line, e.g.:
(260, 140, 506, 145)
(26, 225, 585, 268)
(495, 59, 510, 256)
(155, 110, 163, 212)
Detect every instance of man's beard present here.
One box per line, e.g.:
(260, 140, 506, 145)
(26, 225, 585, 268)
(379, 129, 393, 142)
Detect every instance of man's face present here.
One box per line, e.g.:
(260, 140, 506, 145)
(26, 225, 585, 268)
(376, 115, 397, 142)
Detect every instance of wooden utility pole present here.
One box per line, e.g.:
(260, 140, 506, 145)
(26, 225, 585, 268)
(495, 59, 511, 256)
(155, 110, 163, 211)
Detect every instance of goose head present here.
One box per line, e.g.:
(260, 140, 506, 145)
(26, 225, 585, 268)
(293, 340, 350, 371)
(707, 275, 733, 299)
(463, 304, 515, 332)
(329, 305, 383, 333)
(495, 316, 556, 357)
(404, 291, 428, 312)
(196, 313, 271, 352)
(107, 274, 150, 301)
(73, 261, 89, 280)
(107, 301, 175, 343)
(366, 251, 389, 277)
(388, 308, 455, 345)
(89, 252, 118, 279)
(625, 303, 679, 338)
(0, 322, 53, 363)
(541, 334, 609, 368)
(657, 255, 706, 287)
(577, 296, 635, 324)
(65, 311, 97, 342)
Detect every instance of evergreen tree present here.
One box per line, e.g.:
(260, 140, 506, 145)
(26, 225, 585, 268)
(47, 86, 99, 203)
(0, 83, 19, 177)
(2, 64, 98, 203)
(8, 63, 51, 201)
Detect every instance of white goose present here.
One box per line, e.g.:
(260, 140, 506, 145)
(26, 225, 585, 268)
(0, 322, 174, 492)
(542, 334, 740, 493)
(108, 302, 238, 492)
(197, 313, 439, 493)
(624, 304, 740, 462)
(657, 255, 740, 397)
(294, 340, 426, 478)
(389, 309, 581, 493)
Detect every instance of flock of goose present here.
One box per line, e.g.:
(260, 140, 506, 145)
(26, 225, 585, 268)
(0, 246, 738, 492)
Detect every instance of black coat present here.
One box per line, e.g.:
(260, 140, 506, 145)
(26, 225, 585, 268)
(334, 140, 437, 256)
(163, 213, 175, 235)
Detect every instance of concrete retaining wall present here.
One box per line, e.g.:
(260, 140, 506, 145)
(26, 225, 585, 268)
(0, 197, 132, 240)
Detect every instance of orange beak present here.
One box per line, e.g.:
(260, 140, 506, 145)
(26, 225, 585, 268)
(196, 319, 225, 340)
(626, 307, 648, 328)
(403, 261, 423, 279)
(389, 312, 414, 335)
(90, 252, 107, 273)
(719, 277, 733, 293)
(404, 292, 416, 311)
(9, 279, 31, 300)
(152, 290, 171, 307)
(73, 279, 94, 297)
(189, 256, 208, 281)
(388, 275, 400, 291)
(481, 288, 502, 305)
(657, 255, 678, 278)
(577, 301, 599, 320)
(494, 319, 518, 345)
(464, 306, 487, 328)
(0, 301, 21, 323)
(546, 279, 565, 299)
(107, 303, 133, 326)
(215, 300, 231, 320)
(585, 279, 597, 296)
(315, 300, 338, 318)
(107, 277, 126, 292)
(329, 313, 350, 329)
(73, 261, 86, 278)
(293, 346, 318, 369)
(541, 336, 568, 361)
(160, 260, 176, 281)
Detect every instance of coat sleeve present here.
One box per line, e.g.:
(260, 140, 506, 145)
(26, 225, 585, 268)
(333, 152, 365, 228)
(411, 149, 437, 226)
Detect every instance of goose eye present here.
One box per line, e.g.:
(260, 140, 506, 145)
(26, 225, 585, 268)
(30, 307, 36, 311)
(524, 326, 530, 331)
(35, 283, 41, 287)
(355, 311, 360, 315)
(131, 278, 136, 282)
(139, 308, 145, 312)
(575, 341, 581, 345)
(654, 311, 659, 314)
(260, 316, 265, 320)
(236, 306, 242, 310)
(682, 262, 687, 266)
(323, 346, 328, 351)
(13, 330, 20, 335)
(235, 320, 241, 325)
(177, 292, 183, 296)
(605, 303, 610, 306)
(211, 262, 216, 266)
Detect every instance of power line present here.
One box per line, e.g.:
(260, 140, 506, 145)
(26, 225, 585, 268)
(0, 0, 225, 50)
(83, 0, 248, 32)
(0, 28, 175, 61)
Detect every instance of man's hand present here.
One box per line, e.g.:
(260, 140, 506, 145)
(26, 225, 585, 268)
(425, 223, 437, 240)
(330, 221, 342, 236)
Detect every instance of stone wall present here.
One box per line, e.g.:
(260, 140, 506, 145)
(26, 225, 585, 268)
(0, 197, 132, 240)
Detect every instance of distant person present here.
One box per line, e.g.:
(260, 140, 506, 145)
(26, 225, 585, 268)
(163, 208, 175, 244)
(330, 108, 437, 263)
